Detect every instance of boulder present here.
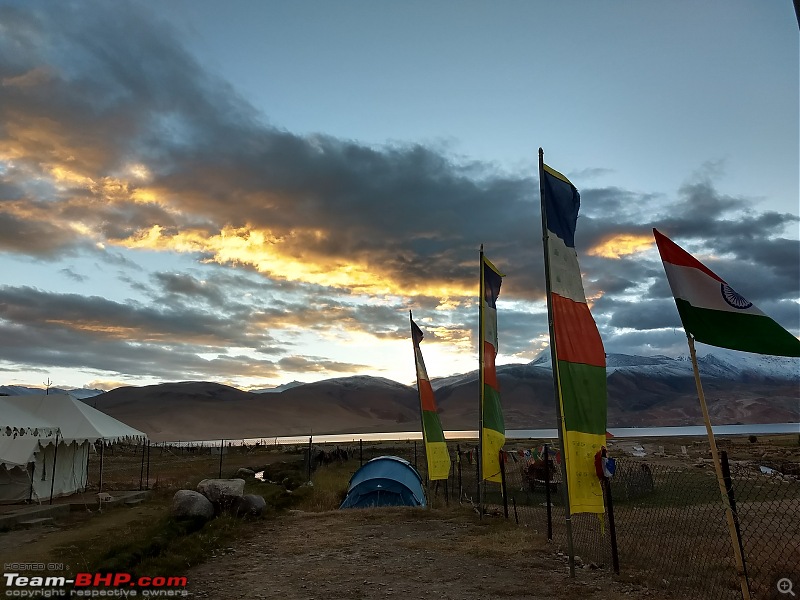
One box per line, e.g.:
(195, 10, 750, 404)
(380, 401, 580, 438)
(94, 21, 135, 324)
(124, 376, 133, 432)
(233, 494, 267, 517)
(171, 490, 214, 521)
(197, 478, 246, 513)
(236, 467, 256, 478)
(197, 478, 245, 503)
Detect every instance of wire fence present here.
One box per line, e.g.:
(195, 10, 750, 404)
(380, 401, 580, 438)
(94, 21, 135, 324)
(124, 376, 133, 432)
(452, 442, 800, 600)
(81, 437, 798, 599)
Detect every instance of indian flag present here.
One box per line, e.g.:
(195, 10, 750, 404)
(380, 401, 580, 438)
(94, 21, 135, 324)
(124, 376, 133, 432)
(410, 316, 451, 481)
(481, 254, 505, 483)
(653, 229, 800, 357)
(542, 164, 606, 515)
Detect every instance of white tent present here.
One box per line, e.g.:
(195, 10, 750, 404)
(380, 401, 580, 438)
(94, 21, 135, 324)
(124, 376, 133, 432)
(0, 394, 147, 503)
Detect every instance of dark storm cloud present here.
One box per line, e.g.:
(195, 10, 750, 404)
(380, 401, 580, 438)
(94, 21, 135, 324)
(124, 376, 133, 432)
(152, 272, 227, 307)
(0, 317, 281, 381)
(2, 1, 795, 305)
(0, 285, 269, 348)
(277, 356, 370, 374)
(0, 0, 796, 387)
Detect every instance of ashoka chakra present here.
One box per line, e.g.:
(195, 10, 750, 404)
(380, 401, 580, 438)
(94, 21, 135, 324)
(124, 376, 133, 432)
(721, 284, 753, 309)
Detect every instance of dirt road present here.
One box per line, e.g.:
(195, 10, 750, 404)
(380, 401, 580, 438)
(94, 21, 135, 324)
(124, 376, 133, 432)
(187, 507, 674, 600)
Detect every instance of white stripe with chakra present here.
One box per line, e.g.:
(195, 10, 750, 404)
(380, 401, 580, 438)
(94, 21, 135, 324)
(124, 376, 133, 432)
(664, 262, 765, 316)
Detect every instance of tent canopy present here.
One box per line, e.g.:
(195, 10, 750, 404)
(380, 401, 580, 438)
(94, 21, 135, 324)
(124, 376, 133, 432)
(0, 394, 147, 503)
(340, 456, 426, 509)
(0, 400, 59, 439)
(0, 394, 146, 447)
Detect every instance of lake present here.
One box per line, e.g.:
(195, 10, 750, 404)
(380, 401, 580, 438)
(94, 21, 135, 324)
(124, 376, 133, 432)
(173, 422, 799, 446)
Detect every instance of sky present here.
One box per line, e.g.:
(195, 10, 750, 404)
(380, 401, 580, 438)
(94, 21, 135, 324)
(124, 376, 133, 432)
(0, 1, 797, 391)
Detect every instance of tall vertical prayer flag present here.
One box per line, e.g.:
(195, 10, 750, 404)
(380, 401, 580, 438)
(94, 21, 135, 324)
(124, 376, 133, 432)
(410, 315, 452, 481)
(480, 253, 505, 483)
(541, 163, 606, 514)
(653, 229, 800, 357)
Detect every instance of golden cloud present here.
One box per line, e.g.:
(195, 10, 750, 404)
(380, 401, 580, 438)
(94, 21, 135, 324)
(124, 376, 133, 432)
(112, 224, 474, 298)
(588, 234, 653, 259)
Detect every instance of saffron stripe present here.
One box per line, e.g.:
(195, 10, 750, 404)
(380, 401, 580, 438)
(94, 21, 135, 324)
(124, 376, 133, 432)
(653, 228, 723, 282)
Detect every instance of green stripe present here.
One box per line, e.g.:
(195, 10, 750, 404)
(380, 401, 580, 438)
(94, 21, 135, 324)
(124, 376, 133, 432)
(482, 384, 505, 434)
(557, 361, 606, 435)
(421, 410, 446, 443)
(677, 299, 800, 357)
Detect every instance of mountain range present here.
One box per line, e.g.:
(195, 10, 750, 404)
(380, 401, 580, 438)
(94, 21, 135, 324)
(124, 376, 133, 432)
(2, 349, 796, 442)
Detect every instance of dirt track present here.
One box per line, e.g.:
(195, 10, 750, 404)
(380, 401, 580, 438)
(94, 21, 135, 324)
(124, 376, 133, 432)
(187, 507, 675, 600)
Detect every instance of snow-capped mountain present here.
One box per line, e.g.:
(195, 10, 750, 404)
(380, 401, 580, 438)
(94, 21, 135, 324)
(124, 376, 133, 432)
(3, 351, 796, 441)
(0, 385, 105, 399)
(527, 349, 799, 381)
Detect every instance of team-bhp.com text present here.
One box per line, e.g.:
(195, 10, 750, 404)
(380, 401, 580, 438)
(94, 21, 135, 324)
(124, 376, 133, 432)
(4, 572, 188, 597)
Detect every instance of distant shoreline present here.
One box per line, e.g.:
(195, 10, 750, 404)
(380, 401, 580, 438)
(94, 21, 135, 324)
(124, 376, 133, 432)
(158, 422, 799, 446)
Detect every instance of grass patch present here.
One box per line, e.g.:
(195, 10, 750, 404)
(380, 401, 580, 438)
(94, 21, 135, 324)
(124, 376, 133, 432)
(295, 460, 354, 511)
(45, 451, 314, 582)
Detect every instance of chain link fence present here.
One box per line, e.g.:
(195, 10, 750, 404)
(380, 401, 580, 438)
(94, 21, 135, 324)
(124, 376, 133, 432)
(454, 441, 800, 600)
(82, 436, 798, 599)
(84, 439, 309, 494)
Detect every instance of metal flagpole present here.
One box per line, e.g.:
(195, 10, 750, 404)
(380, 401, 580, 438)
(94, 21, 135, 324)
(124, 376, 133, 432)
(686, 334, 751, 600)
(539, 147, 576, 577)
(478, 245, 485, 517)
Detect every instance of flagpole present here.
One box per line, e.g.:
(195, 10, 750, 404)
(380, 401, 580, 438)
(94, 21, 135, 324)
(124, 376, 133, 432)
(686, 334, 751, 600)
(478, 244, 485, 516)
(410, 311, 430, 489)
(539, 147, 576, 577)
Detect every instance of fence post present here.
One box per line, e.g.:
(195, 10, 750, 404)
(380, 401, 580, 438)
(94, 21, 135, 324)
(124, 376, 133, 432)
(457, 445, 462, 503)
(306, 436, 312, 481)
(544, 444, 553, 541)
(359, 439, 363, 466)
(145, 440, 150, 489)
(602, 477, 620, 574)
(475, 445, 480, 512)
(721, 450, 748, 582)
(499, 450, 508, 519)
(139, 439, 145, 491)
(218, 439, 225, 478)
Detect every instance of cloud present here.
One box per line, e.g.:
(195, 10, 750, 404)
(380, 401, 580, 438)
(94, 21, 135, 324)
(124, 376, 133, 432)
(0, 1, 796, 387)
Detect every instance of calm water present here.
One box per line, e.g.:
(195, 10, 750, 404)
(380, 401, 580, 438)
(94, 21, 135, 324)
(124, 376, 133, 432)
(172, 422, 799, 446)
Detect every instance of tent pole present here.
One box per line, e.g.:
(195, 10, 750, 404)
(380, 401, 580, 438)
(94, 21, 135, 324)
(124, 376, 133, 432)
(28, 462, 35, 503)
(99, 441, 105, 493)
(49, 433, 59, 505)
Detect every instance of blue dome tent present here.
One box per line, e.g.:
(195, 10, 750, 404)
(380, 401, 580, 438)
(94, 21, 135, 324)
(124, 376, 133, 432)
(339, 456, 426, 509)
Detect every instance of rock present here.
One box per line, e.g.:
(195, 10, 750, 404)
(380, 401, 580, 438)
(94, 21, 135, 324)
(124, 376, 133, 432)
(171, 489, 214, 521)
(236, 468, 256, 478)
(233, 494, 267, 517)
(197, 478, 246, 512)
